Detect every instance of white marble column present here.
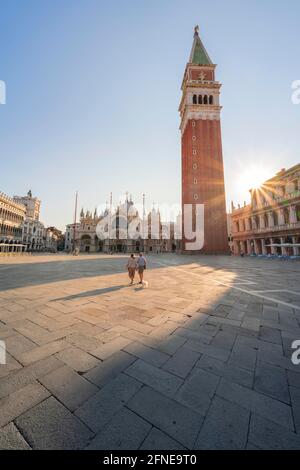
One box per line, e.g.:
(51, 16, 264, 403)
(261, 239, 267, 255)
(292, 236, 299, 256)
(280, 237, 287, 255)
(270, 238, 276, 255)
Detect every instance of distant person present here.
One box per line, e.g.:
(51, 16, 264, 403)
(136, 252, 147, 284)
(240, 250, 245, 258)
(127, 254, 137, 285)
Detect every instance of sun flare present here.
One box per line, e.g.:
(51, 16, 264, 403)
(237, 164, 272, 195)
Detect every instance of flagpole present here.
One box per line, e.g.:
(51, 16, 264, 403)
(73, 191, 78, 253)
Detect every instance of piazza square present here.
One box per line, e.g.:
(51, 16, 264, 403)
(0, 253, 300, 450)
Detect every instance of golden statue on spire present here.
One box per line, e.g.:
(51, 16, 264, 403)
(194, 25, 199, 35)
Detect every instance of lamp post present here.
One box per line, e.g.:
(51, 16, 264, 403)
(73, 191, 78, 253)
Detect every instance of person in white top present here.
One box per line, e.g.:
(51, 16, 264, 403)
(126, 254, 137, 285)
(136, 252, 147, 284)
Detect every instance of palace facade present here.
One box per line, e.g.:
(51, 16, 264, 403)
(14, 190, 45, 251)
(0, 191, 26, 253)
(230, 164, 300, 256)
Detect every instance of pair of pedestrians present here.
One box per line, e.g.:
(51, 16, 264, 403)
(126, 253, 146, 285)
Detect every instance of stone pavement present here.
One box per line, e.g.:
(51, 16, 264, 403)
(0, 253, 300, 450)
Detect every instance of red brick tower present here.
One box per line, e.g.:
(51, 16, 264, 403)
(180, 26, 228, 254)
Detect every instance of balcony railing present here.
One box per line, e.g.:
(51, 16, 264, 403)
(233, 221, 300, 235)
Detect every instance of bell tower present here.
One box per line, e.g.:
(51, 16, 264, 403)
(180, 26, 228, 253)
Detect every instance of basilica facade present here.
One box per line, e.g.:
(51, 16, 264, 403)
(65, 198, 177, 254)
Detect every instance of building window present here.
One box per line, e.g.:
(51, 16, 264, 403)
(194, 194, 198, 200)
(192, 136, 196, 141)
(192, 121, 196, 127)
(204, 95, 208, 105)
(198, 95, 203, 105)
(194, 178, 198, 184)
(193, 150, 197, 155)
(193, 163, 197, 169)
(193, 95, 197, 104)
(209, 95, 214, 105)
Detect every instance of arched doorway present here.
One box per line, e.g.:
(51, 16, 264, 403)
(81, 234, 92, 252)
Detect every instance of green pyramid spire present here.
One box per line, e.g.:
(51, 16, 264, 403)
(189, 25, 212, 65)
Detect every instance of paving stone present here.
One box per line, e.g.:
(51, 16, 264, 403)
(2, 254, 300, 450)
(254, 361, 290, 404)
(216, 378, 294, 430)
(39, 365, 98, 411)
(65, 333, 104, 353)
(210, 331, 236, 351)
(196, 354, 253, 388)
(86, 408, 151, 450)
(55, 346, 100, 373)
(287, 370, 300, 389)
(290, 386, 300, 433)
(259, 326, 282, 345)
(18, 340, 68, 366)
(176, 368, 219, 415)
(127, 386, 204, 449)
(246, 442, 262, 450)
(84, 350, 136, 388)
(125, 359, 183, 395)
(0, 352, 22, 378)
(248, 414, 300, 450)
(262, 306, 279, 322)
(241, 318, 260, 332)
(91, 337, 132, 360)
(173, 327, 211, 344)
(194, 396, 250, 449)
(257, 349, 300, 372)
(0, 356, 64, 399)
(229, 342, 257, 371)
(75, 373, 142, 433)
(15, 397, 93, 450)
(0, 383, 50, 427)
(121, 319, 154, 334)
(162, 347, 200, 379)
(140, 427, 186, 450)
(8, 319, 49, 342)
(0, 422, 31, 450)
(35, 326, 77, 345)
(279, 311, 299, 329)
(4, 333, 37, 358)
(155, 334, 187, 355)
(185, 340, 230, 362)
(123, 342, 169, 367)
(235, 333, 271, 352)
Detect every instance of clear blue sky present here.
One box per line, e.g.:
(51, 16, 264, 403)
(1, 0, 299, 230)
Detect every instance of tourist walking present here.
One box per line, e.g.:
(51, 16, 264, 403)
(127, 254, 137, 285)
(136, 252, 147, 284)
